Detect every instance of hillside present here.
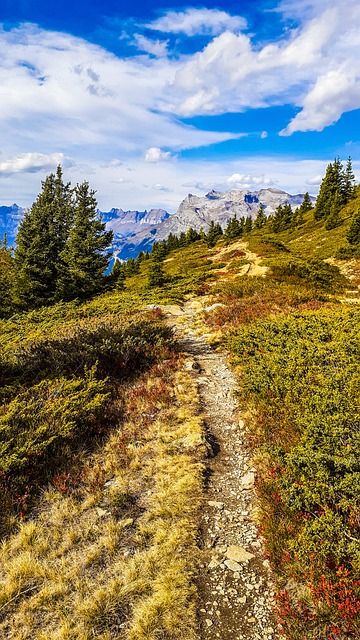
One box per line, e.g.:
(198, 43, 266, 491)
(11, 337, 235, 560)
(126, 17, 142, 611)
(0, 191, 359, 640)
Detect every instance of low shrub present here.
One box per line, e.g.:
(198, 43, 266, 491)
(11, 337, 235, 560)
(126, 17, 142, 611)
(228, 307, 360, 638)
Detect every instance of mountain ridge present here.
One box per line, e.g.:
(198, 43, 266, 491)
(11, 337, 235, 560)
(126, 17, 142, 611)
(0, 188, 314, 260)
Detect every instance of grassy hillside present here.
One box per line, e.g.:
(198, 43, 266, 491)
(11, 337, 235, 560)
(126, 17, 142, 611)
(0, 197, 359, 639)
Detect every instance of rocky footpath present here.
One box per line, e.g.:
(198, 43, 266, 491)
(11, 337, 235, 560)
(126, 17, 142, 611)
(162, 300, 280, 640)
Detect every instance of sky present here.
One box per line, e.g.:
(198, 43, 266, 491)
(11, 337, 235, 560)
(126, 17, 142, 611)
(0, 0, 359, 211)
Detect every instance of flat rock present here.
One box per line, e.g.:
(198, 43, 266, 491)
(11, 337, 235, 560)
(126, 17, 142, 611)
(226, 545, 255, 564)
(208, 500, 224, 510)
(241, 472, 255, 486)
(224, 559, 242, 572)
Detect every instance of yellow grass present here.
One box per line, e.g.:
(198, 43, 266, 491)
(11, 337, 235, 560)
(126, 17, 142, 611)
(0, 362, 205, 639)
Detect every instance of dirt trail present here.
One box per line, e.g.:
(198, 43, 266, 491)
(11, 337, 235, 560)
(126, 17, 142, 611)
(159, 299, 279, 640)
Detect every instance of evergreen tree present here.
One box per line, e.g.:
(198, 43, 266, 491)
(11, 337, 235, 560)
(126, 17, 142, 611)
(206, 221, 223, 247)
(254, 205, 267, 229)
(15, 172, 60, 307)
(314, 163, 339, 220)
(147, 257, 165, 288)
(110, 259, 127, 290)
(225, 215, 243, 239)
(299, 192, 313, 214)
(325, 191, 343, 230)
(347, 209, 360, 245)
(0, 235, 16, 317)
(244, 215, 253, 234)
(343, 156, 356, 203)
(185, 227, 200, 245)
(56, 181, 113, 300)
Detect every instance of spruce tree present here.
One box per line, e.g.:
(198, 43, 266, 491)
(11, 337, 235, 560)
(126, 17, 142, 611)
(314, 162, 339, 220)
(325, 191, 343, 230)
(147, 257, 165, 288)
(347, 209, 360, 245)
(206, 221, 223, 247)
(271, 205, 284, 233)
(300, 192, 313, 214)
(244, 216, 253, 233)
(254, 205, 267, 229)
(343, 156, 356, 203)
(0, 235, 16, 317)
(15, 172, 59, 307)
(56, 181, 113, 300)
(225, 215, 243, 239)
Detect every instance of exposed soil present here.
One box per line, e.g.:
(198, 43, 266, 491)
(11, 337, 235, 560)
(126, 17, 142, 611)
(159, 299, 280, 640)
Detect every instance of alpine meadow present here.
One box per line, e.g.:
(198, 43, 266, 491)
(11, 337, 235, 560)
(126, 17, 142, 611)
(1, 1, 360, 639)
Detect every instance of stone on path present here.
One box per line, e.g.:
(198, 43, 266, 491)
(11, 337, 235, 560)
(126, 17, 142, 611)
(226, 545, 255, 564)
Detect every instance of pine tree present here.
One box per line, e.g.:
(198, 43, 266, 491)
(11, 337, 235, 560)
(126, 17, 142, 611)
(185, 227, 200, 245)
(15, 172, 59, 307)
(325, 191, 343, 230)
(271, 205, 284, 233)
(314, 163, 339, 220)
(110, 259, 127, 290)
(300, 192, 313, 214)
(254, 205, 267, 229)
(347, 209, 360, 245)
(225, 215, 243, 239)
(56, 181, 113, 300)
(343, 156, 356, 203)
(244, 216, 253, 234)
(0, 235, 16, 316)
(206, 221, 223, 247)
(147, 257, 165, 288)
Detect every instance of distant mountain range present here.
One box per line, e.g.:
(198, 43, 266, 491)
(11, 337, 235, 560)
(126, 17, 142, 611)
(109, 188, 314, 260)
(0, 188, 314, 259)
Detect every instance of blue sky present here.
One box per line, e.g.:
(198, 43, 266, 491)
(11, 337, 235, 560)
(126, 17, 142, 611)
(0, 0, 359, 210)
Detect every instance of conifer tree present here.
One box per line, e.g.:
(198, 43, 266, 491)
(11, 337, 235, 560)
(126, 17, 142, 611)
(225, 215, 243, 239)
(343, 156, 356, 203)
(254, 205, 267, 229)
(347, 209, 360, 245)
(56, 181, 113, 300)
(244, 216, 253, 233)
(325, 191, 343, 230)
(147, 257, 165, 288)
(0, 235, 16, 316)
(300, 192, 313, 214)
(185, 227, 200, 244)
(206, 221, 223, 247)
(15, 172, 59, 307)
(110, 259, 127, 290)
(314, 163, 339, 220)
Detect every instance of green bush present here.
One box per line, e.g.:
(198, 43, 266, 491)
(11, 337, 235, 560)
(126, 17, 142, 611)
(228, 307, 360, 638)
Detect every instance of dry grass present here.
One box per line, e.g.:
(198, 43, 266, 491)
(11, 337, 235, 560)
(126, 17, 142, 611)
(0, 360, 205, 640)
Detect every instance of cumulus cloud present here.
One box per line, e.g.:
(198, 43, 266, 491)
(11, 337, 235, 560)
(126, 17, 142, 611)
(0, 152, 72, 176)
(306, 174, 323, 185)
(134, 34, 168, 58)
(0, 23, 237, 159)
(226, 173, 275, 188)
(144, 147, 173, 163)
(146, 8, 247, 37)
(173, 2, 360, 133)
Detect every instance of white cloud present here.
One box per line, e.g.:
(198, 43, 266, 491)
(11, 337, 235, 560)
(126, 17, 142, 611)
(261, 131, 268, 139)
(134, 34, 168, 58)
(226, 173, 275, 188)
(306, 174, 323, 185)
(144, 147, 173, 163)
(146, 8, 247, 37)
(173, 2, 360, 133)
(152, 183, 169, 191)
(0, 152, 72, 176)
(0, 23, 237, 157)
